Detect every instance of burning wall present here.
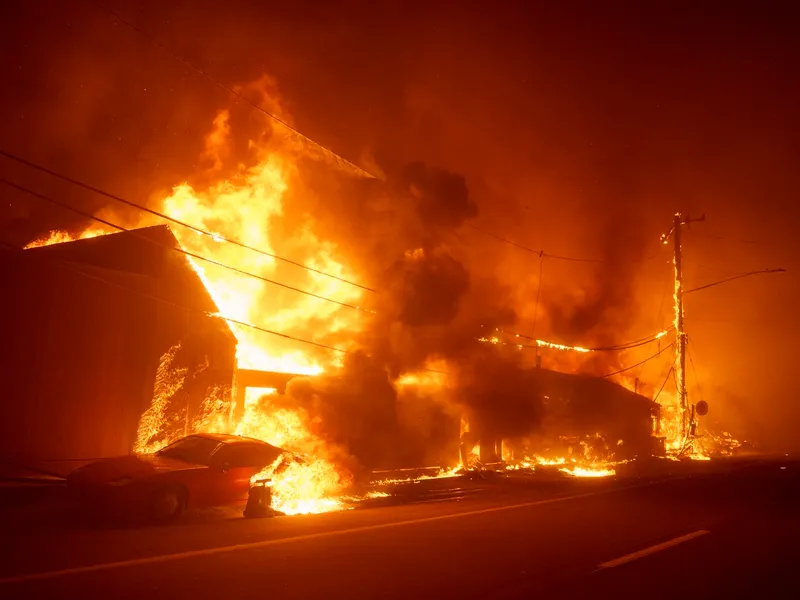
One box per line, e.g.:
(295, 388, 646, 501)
(0, 226, 236, 462)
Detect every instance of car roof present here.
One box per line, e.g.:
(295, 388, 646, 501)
(192, 432, 285, 452)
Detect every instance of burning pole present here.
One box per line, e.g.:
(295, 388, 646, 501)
(661, 213, 704, 446)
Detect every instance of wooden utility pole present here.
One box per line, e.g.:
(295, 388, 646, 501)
(662, 212, 704, 444)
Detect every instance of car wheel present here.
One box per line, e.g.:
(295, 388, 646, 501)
(150, 486, 186, 524)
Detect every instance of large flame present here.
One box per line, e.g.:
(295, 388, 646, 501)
(160, 126, 364, 374)
(252, 454, 351, 515)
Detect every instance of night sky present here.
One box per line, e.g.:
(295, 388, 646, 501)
(2, 1, 798, 449)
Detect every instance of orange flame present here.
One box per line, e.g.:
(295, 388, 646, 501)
(251, 454, 351, 515)
(24, 225, 114, 249)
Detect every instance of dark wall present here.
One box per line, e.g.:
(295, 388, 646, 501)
(0, 248, 236, 463)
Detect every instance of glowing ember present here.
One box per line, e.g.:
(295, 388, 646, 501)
(478, 335, 591, 353)
(364, 490, 391, 499)
(134, 343, 188, 454)
(504, 453, 620, 478)
(689, 454, 711, 461)
(534, 340, 591, 353)
(373, 466, 462, 486)
(559, 466, 616, 478)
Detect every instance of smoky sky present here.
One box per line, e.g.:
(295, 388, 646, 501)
(2, 0, 799, 450)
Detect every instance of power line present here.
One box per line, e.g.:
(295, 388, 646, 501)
(531, 258, 544, 338)
(588, 329, 672, 352)
(0, 149, 376, 293)
(684, 317, 786, 326)
(465, 223, 545, 258)
(1, 239, 350, 355)
(686, 230, 759, 245)
(466, 222, 664, 264)
(684, 268, 786, 294)
(594, 343, 675, 379)
(653, 366, 674, 403)
(1, 178, 373, 314)
(465, 223, 598, 262)
(496, 326, 672, 352)
(98, 4, 377, 182)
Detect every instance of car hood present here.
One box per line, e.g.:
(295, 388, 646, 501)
(68, 454, 202, 486)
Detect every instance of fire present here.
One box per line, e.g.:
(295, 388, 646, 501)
(251, 454, 350, 515)
(478, 335, 590, 353)
(559, 466, 616, 478)
(534, 340, 591, 353)
(229, 386, 353, 513)
(134, 343, 188, 453)
(503, 452, 620, 478)
(373, 466, 461, 486)
(159, 136, 364, 374)
(394, 368, 449, 387)
(24, 225, 114, 248)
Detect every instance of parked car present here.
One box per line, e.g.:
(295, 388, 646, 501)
(67, 433, 296, 523)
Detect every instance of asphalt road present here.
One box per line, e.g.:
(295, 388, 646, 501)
(1, 459, 798, 599)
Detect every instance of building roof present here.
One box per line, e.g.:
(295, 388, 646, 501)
(25, 225, 226, 318)
(534, 367, 658, 411)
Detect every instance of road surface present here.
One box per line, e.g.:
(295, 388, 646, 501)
(1, 458, 797, 599)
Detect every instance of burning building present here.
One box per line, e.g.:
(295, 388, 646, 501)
(462, 367, 661, 467)
(0, 225, 237, 463)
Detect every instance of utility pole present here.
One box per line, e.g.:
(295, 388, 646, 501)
(661, 212, 704, 445)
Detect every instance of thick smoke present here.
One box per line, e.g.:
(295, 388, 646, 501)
(281, 352, 460, 472)
(541, 210, 650, 375)
(278, 150, 549, 469)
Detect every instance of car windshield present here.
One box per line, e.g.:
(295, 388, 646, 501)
(156, 436, 222, 466)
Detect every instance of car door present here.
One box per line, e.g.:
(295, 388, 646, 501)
(210, 443, 276, 505)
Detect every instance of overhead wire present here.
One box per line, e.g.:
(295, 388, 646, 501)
(684, 268, 786, 294)
(686, 230, 759, 245)
(652, 366, 674, 406)
(594, 343, 675, 379)
(1, 178, 374, 314)
(0, 239, 350, 355)
(494, 326, 672, 352)
(0, 149, 376, 293)
(466, 222, 665, 264)
(530, 258, 544, 339)
(586, 329, 673, 352)
(465, 223, 545, 258)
